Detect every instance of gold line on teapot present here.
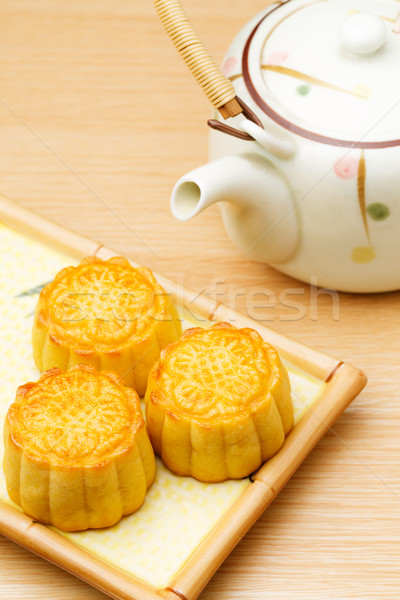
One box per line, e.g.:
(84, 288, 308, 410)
(357, 150, 371, 245)
(261, 65, 371, 99)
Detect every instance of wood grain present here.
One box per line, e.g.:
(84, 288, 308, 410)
(0, 1, 399, 599)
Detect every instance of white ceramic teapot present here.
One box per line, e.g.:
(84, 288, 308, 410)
(165, 0, 400, 293)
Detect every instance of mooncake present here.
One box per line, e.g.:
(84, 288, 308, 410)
(145, 322, 293, 482)
(32, 256, 181, 396)
(3, 365, 155, 531)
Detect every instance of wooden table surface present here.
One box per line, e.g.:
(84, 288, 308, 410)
(0, 1, 399, 598)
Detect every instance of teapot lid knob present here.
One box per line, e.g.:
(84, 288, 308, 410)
(341, 12, 387, 55)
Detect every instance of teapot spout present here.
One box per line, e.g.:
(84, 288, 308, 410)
(171, 153, 299, 264)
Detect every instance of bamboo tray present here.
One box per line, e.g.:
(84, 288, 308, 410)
(0, 194, 366, 600)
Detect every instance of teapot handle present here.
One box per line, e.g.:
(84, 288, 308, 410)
(208, 97, 295, 159)
(154, 0, 243, 119)
(154, 0, 295, 158)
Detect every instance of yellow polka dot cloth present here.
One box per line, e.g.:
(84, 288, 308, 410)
(0, 223, 322, 588)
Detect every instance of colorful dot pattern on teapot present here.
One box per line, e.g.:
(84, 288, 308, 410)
(222, 56, 238, 76)
(331, 150, 391, 264)
(265, 50, 289, 65)
(296, 84, 311, 96)
(334, 156, 359, 179)
(366, 202, 390, 221)
(351, 246, 376, 264)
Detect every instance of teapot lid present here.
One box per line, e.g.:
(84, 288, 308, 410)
(242, 0, 400, 147)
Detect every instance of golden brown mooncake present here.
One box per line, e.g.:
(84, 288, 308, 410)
(145, 322, 293, 483)
(32, 256, 182, 396)
(3, 365, 156, 531)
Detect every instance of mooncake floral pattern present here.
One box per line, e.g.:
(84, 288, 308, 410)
(161, 328, 272, 418)
(39, 259, 161, 347)
(10, 367, 142, 466)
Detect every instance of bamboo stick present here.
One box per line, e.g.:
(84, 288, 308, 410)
(254, 363, 367, 488)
